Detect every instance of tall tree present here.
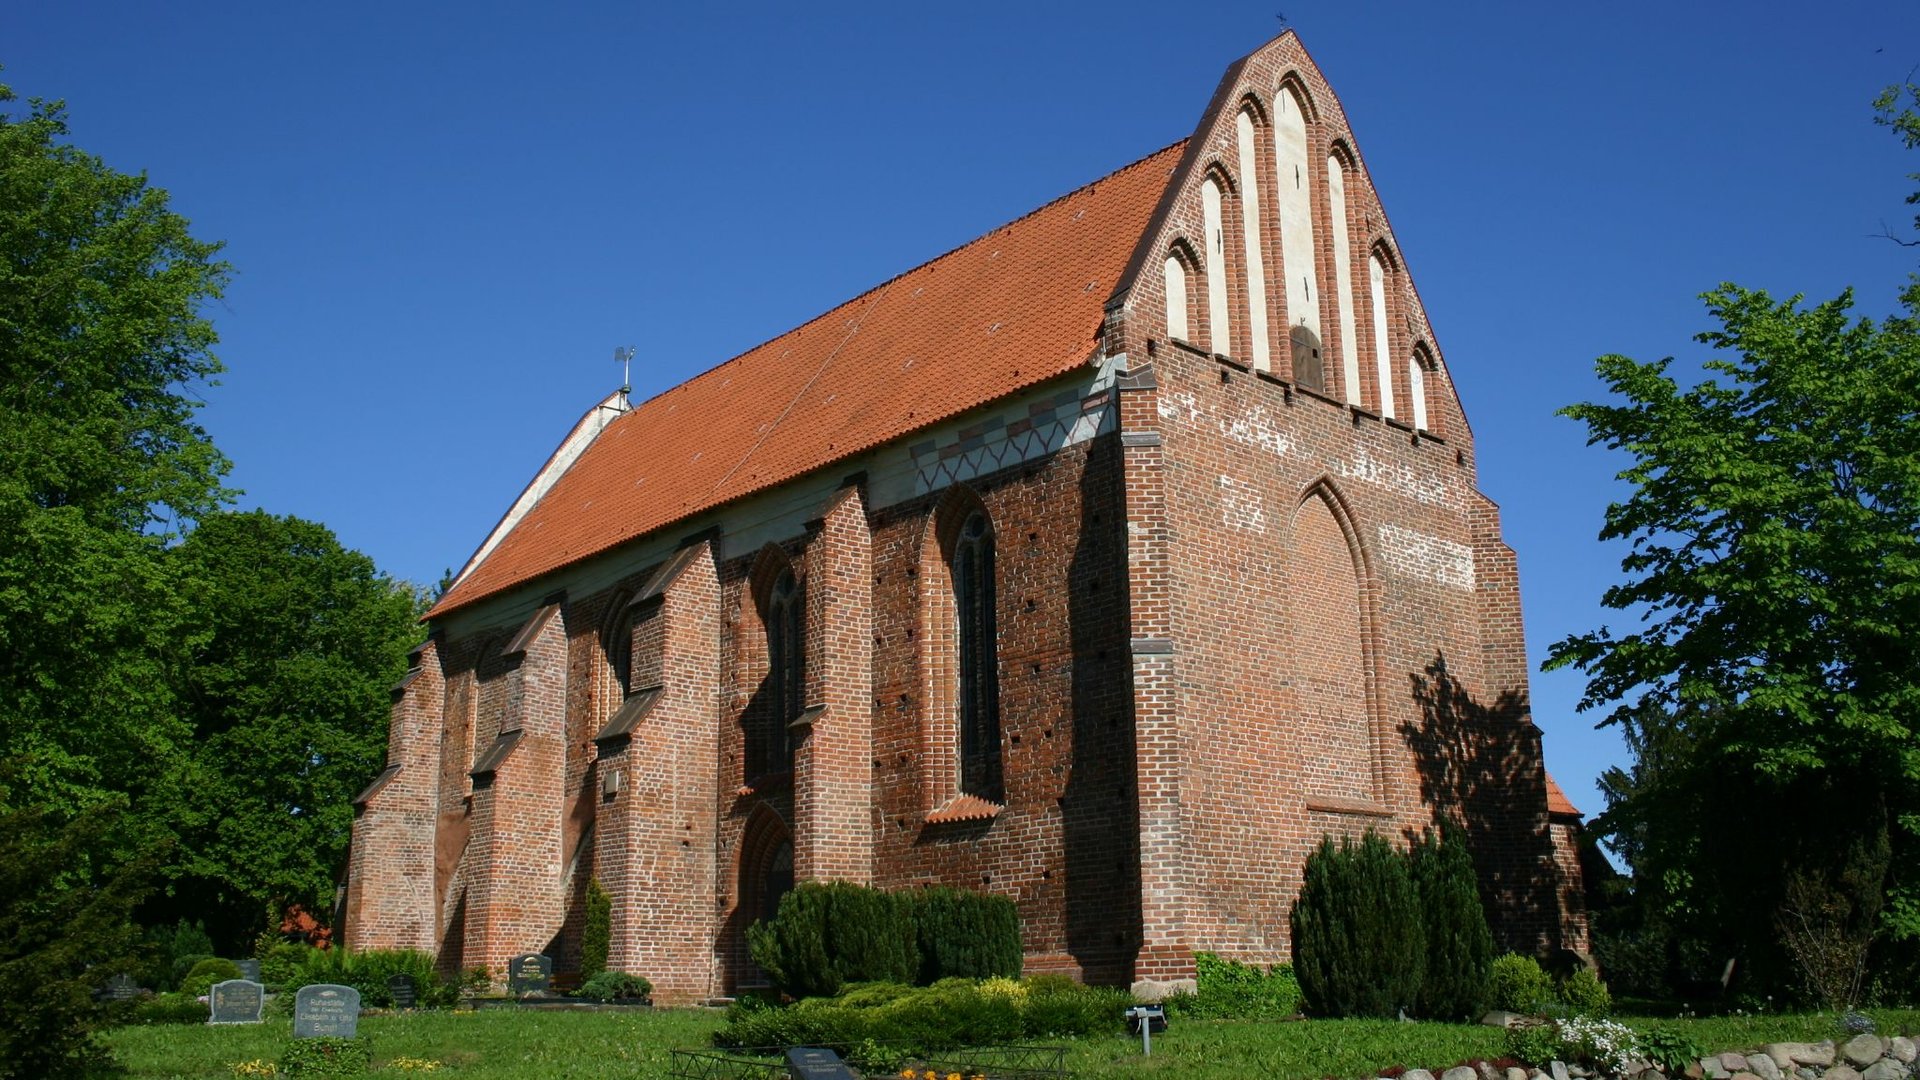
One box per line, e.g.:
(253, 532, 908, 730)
(1548, 83, 1920, 996)
(0, 78, 230, 819)
(152, 510, 423, 937)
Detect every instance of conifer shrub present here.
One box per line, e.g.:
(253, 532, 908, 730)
(1488, 952, 1557, 1015)
(581, 878, 612, 981)
(748, 881, 916, 998)
(1409, 825, 1495, 1020)
(906, 886, 1021, 982)
(1290, 830, 1426, 1018)
(578, 971, 652, 1002)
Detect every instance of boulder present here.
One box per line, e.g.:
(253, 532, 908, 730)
(1844, 1037, 1886, 1069)
(1824, 1066, 1863, 1080)
(1724, 1054, 1758, 1073)
(1552, 1061, 1572, 1080)
(1507, 1068, 1530, 1080)
(1128, 977, 1196, 1002)
(1482, 1011, 1524, 1029)
(1889, 1039, 1915, 1066)
(1797, 1045, 1839, 1069)
(1861, 1062, 1904, 1080)
(1403, 1069, 1437, 1080)
(1768, 1047, 1810, 1071)
(1748, 1055, 1784, 1080)
(1443, 1066, 1478, 1080)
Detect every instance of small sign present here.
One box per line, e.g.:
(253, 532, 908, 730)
(784, 1046, 859, 1080)
(236, 959, 262, 982)
(293, 983, 361, 1038)
(506, 953, 551, 996)
(387, 973, 418, 1009)
(209, 979, 265, 1025)
(103, 973, 140, 1001)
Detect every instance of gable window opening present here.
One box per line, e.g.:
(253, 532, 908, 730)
(766, 568, 803, 776)
(953, 511, 1003, 803)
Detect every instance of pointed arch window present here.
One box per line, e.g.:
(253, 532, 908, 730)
(765, 568, 803, 773)
(1409, 344, 1432, 433)
(953, 511, 1002, 801)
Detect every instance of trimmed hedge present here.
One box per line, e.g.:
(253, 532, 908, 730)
(907, 886, 1021, 983)
(1291, 830, 1426, 1018)
(713, 976, 1128, 1053)
(747, 881, 1021, 998)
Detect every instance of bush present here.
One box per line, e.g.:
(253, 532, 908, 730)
(139, 919, 215, 991)
(259, 941, 315, 988)
(1489, 953, 1557, 1015)
(279, 1035, 373, 1076)
(288, 947, 458, 1008)
(1291, 830, 1426, 1018)
(170, 952, 214, 991)
(1162, 952, 1301, 1020)
(1409, 825, 1495, 1021)
(906, 886, 1021, 983)
(129, 992, 210, 1025)
(713, 976, 1126, 1053)
(578, 971, 652, 1002)
(747, 881, 916, 998)
(582, 878, 612, 981)
(179, 957, 244, 998)
(1560, 967, 1612, 1015)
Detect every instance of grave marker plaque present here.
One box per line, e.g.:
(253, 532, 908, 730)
(293, 983, 361, 1038)
(103, 973, 140, 1001)
(784, 1047, 859, 1080)
(387, 973, 417, 1009)
(208, 979, 265, 1025)
(236, 959, 261, 982)
(506, 953, 551, 996)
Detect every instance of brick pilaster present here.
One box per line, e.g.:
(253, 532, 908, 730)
(796, 484, 874, 884)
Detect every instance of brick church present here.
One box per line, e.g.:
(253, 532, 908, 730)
(344, 31, 1589, 1002)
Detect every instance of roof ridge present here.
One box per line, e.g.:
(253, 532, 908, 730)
(616, 139, 1190, 418)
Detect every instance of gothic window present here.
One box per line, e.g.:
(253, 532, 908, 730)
(1369, 251, 1397, 419)
(1410, 344, 1433, 433)
(765, 568, 803, 772)
(1327, 148, 1361, 403)
(1201, 177, 1231, 355)
(953, 511, 1002, 802)
(607, 608, 634, 698)
(1164, 254, 1190, 342)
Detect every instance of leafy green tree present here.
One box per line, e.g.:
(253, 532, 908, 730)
(0, 77, 229, 821)
(150, 510, 422, 938)
(1549, 82, 1920, 994)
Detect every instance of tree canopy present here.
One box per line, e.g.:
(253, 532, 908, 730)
(1549, 81, 1920, 1000)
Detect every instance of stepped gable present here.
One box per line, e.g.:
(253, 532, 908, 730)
(431, 141, 1186, 618)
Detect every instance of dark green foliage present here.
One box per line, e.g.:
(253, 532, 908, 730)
(1503, 1020, 1563, 1066)
(169, 953, 214, 991)
(287, 948, 457, 1008)
(0, 797, 152, 1080)
(1561, 968, 1613, 1015)
(278, 1035, 372, 1077)
(138, 920, 214, 990)
(1637, 1027, 1711, 1075)
(906, 886, 1021, 982)
(259, 941, 316, 988)
(1409, 826, 1495, 1020)
(1488, 953, 1556, 1015)
(582, 878, 612, 981)
(1290, 831, 1426, 1018)
(747, 881, 916, 998)
(178, 956, 243, 998)
(712, 976, 1125, 1053)
(1161, 952, 1301, 1020)
(578, 971, 652, 1002)
(126, 991, 210, 1025)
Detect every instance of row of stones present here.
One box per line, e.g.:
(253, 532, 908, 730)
(1390, 1036, 1917, 1080)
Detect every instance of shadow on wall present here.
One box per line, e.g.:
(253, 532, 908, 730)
(1062, 437, 1142, 984)
(1402, 651, 1562, 957)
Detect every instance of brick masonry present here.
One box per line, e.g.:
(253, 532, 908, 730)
(346, 31, 1586, 1001)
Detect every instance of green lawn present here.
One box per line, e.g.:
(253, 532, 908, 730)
(101, 1007, 1920, 1080)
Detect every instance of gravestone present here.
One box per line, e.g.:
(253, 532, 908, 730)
(387, 973, 417, 1009)
(293, 983, 361, 1038)
(208, 979, 265, 1025)
(102, 973, 140, 1001)
(236, 959, 261, 982)
(784, 1047, 859, 1080)
(506, 953, 551, 996)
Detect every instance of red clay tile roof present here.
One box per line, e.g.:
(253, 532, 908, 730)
(1546, 774, 1582, 818)
(431, 142, 1187, 618)
(924, 794, 1003, 825)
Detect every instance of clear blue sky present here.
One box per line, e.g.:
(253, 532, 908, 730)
(8, 1, 1918, 855)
